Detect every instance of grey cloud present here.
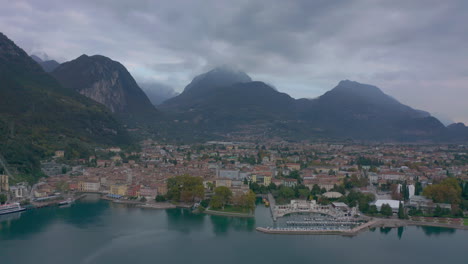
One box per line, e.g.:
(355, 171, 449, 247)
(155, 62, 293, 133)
(0, 0, 467, 122)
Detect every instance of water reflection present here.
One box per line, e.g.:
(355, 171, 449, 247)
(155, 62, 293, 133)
(166, 208, 205, 233)
(0, 211, 24, 232)
(379, 227, 392, 235)
(209, 215, 255, 235)
(0, 211, 23, 223)
(397, 226, 404, 240)
(418, 226, 456, 237)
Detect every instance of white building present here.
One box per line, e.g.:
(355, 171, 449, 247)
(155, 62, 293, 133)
(373, 199, 400, 212)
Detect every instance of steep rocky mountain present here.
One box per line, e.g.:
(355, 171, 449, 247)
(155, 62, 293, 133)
(30, 54, 60, 72)
(160, 68, 454, 142)
(0, 32, 130, 179)
(52, 55, 158, 124)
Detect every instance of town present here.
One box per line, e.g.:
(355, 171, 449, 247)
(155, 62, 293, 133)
(1, 140, 468, 230)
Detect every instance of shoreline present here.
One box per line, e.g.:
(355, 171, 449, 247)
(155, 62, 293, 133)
(136, 202, 177, 210)
(205, 209, 254, 218)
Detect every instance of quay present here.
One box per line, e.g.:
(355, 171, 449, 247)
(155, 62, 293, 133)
(256, 219, 378, 236)
(137, 202, 176, 210)
(257, 218, 468, 236)
(267, 193, 277, 221)
(31, 193, 86, 209)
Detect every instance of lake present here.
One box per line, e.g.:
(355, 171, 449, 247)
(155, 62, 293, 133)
(0, 194, 466, 264)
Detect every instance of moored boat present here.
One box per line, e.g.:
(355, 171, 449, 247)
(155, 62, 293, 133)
(58, 198, 74, 206)
(0, 202, 26, 215)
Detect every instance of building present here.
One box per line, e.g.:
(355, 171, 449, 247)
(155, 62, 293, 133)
(108, 147, 122, 153)
(34, 183, 53, 198)
(54, 150, 65, 158)
(285, 163, 301, 171)
(110, 185, 128, 196)
(10, 183, 28, 198)
(217, 169, 240, 180)
(332, 202, 350, 212)
(157, 183, 168, 196)
(140, 187, 157, 199)
(408, 195, 451, 212)
(282, 178, 297, 188)
(323, 191, 343, 199)
(127, 185, 141, 197)
(251, 175, 271, 186)
(373, 199, 400, 213)
(79, 181, 101, 192)
(0, 174, 8, 192)
(216, 178, 232, 188)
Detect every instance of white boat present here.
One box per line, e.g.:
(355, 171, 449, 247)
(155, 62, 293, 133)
(58, 198, 74, 206)
(0, 203, 26, 215)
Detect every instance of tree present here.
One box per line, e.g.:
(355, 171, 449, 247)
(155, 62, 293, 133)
(210, 195, 224, 209)
(210, 186, 232, 209)
(380, 204, 393, 217)
(398, 202, 407, 219)
(423, 178, 462, 205)
(278, 186, 295, 199)
(206, 182, 214, 191)
(311, 184, 321, 196)
(155, 195, 166, 202)
(298, 188, 310, 199)
(268, 182, 277, 190)
(238, 190, 256, 212)
(166, 175, 205, 202)
(433, 205, 443, 217)
(0, 194, 6, 205)
(368, 205, 378, 215)
(288, 170, 300, 180)
(415, 181, 423, 196)
(463, 181, 468, 199)
(331, 184, 346, 195)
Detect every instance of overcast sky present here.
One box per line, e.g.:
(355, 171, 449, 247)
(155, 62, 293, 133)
(1, 0, 467, 124)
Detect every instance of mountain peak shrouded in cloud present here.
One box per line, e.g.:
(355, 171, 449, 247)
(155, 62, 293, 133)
(139, 81, 179, 106)
(160, 65, 253, 109)
(183, 65, 252, 93)
(431, 112, 455, 127)
(30, 54, 43, 63)
(30, 54, 60, 72)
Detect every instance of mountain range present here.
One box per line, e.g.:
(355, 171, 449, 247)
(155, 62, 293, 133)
(160, 67, 457, 142)
(1, 30, 467, 162)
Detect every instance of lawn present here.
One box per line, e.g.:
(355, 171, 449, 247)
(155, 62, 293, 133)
(210, 205, 250, 214)
(464, 218, 468, 226)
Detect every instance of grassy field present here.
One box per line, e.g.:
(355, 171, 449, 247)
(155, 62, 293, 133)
(210, 205, 250, 214)
(464, 218, 468, 226)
